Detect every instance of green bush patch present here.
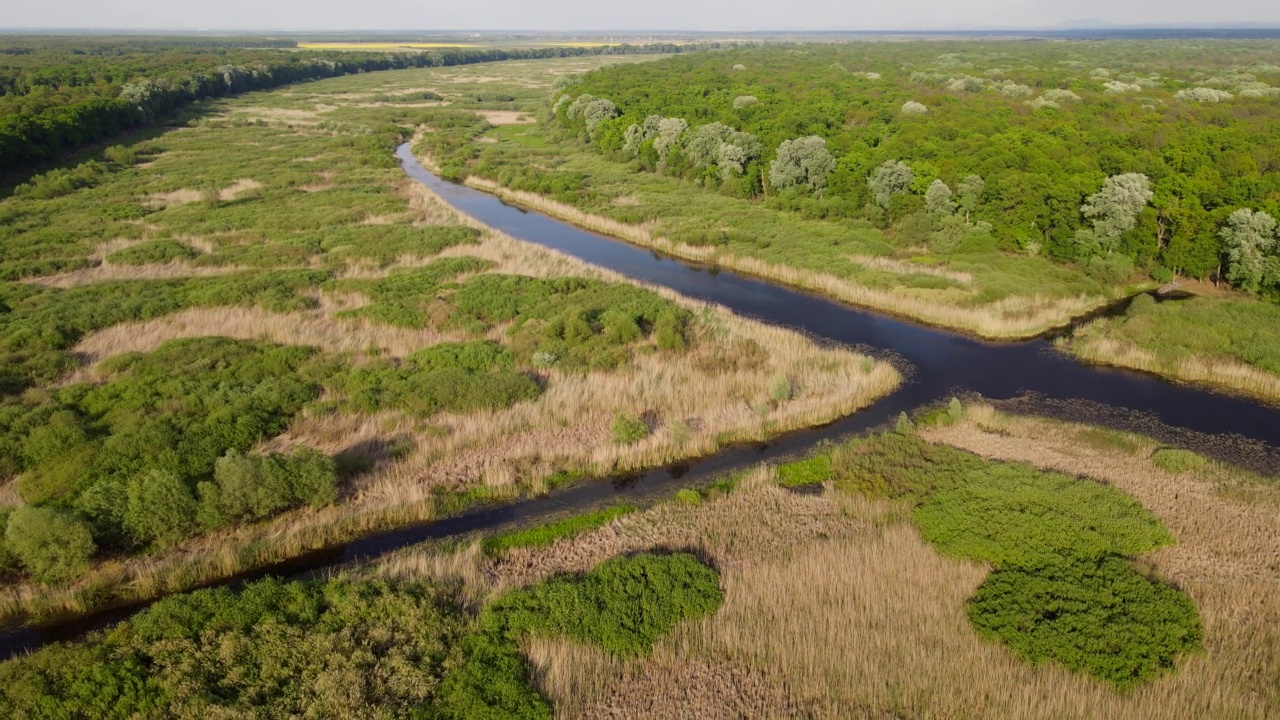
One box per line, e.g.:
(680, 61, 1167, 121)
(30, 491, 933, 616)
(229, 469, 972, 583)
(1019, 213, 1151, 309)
(1151, 448, 1209, 475)
(482, 504, 636, 556)
(776, 453, 833, 487)
(106, 240, 199, 265)
(969, 555, 1203, 689)
(821, 432, 1203, 688)
(436, 552, 722, 717)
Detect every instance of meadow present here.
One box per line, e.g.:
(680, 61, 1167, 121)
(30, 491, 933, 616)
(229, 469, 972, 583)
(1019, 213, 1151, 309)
(0, 59, 898, 623)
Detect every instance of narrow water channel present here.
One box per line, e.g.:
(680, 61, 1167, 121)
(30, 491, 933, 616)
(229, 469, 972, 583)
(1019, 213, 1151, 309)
(1, 144, 1276, 660)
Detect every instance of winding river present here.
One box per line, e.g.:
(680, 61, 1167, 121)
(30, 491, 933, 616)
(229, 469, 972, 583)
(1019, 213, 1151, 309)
(1, 143, 1277, 659)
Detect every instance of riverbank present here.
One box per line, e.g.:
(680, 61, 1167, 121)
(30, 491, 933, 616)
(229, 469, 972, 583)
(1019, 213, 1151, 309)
(460, 173, 1121, 340)
(1061, 293, 1280, 405)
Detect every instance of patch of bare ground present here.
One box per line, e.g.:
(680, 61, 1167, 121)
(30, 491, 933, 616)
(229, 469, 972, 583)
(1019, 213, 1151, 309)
(88, 238, 146, 261)
(24, 261, 243, 288)
(460, 174, 1109, 339)
(143, 188, 203, 209)
(0, 481, 22, 507)
(299, 170, 337, 192)
(477, 110, 536, 125)
(69, 305, 472, 368)
(218, 178, 262, 201)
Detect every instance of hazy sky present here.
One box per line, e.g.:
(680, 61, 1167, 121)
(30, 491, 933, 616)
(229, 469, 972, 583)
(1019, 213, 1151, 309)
(4, 0, 1277, 32)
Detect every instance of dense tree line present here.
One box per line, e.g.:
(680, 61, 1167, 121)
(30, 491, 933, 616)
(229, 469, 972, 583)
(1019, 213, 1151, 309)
(554, 42, 1280, 294)
(0, 38, 705, 174)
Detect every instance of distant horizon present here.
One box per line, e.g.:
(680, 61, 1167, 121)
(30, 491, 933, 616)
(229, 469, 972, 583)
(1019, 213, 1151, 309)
(3, 0, 1278, 36)
(3, 22, 1280, 36)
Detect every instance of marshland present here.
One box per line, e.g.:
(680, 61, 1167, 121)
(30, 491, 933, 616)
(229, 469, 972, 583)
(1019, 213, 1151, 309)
(0, 31, 1278, 718)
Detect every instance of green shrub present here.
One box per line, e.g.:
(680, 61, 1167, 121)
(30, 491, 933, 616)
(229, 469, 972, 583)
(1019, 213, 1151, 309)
(1151, 448, 1209, 475)
(200, 447, 339, 528)
(102, 145, 138, 166)
(675, 488, 702, 505)
(124, 470, 198, 548)
(106, 240, 198, 266)
(913, 463, 1172, 567)
(776, 454, 833, 487)
(769, 374, 793, 403)
(483, 505, 636, 556)
(447, 274, 691, 368)
(0, 576, 467, 718)
(4, 506, 95, 583)
(969, 555, 1203, 689)
(610, 413, 649, 445)
(895, 411, 916, 434)
(0, 507, 20, 574)
(826, 432, 1201, 687)
(436, 552, 722, 717)
(1084, 253, 1135, 285)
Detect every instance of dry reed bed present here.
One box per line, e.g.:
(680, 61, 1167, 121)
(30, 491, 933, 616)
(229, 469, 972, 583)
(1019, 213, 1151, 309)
(70, 305, 475, 365)
(462, 176, 1107, 339)
(1066, 332, 1280, 404)
(0, 167, 899, 628)
(375, 407, 1280, 718)
(24, 260, 248, 288)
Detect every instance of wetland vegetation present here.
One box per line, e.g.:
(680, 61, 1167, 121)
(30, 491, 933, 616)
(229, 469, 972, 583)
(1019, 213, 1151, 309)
(0, 52, 896, 624)
(2, 36, 1279, 718)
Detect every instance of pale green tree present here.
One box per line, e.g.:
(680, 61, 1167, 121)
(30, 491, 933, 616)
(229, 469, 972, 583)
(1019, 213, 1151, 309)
(1220, 208, 1277, 293)
(956, 174, 985, 220)
(1078, 173, 1153, 254)
(769, 136, 836, 192)
(925, 179, 955, 216)
(868, 160, 915, 208)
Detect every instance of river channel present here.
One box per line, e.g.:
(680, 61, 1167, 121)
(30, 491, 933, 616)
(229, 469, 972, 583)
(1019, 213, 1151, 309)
(1, 143, 1276, 659)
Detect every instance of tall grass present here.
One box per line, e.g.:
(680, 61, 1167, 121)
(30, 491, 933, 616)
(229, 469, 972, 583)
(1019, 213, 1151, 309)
(406, 407, 1280, 718)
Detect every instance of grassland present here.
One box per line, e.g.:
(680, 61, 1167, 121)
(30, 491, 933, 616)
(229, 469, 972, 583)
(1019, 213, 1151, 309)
(1063, 292, 1280, 403)
(0, 58, 898, 624)
(370, 402, 1276, 718)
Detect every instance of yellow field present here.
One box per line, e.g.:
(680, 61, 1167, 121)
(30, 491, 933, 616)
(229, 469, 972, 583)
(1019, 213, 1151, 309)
(296, 42, 487, 50)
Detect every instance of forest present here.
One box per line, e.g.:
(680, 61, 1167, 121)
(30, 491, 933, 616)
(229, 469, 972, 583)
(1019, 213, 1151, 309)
(0, 36, 698, 174)
(552, 42, 1280, 292)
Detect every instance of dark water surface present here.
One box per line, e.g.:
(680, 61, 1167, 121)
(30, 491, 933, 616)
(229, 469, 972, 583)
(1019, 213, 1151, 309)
(2, 144, 1276, 659)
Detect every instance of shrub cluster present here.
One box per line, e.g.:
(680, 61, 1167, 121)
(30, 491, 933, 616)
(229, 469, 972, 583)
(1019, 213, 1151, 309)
(449, 274, 691, 370)
(0, 552, 723, 717)
(801, 432, 1203, 687)
(437, 552, 723, 717)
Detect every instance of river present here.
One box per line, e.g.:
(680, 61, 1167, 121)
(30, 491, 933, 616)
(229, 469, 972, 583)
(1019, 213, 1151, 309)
(0, 143, 1275, 659)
